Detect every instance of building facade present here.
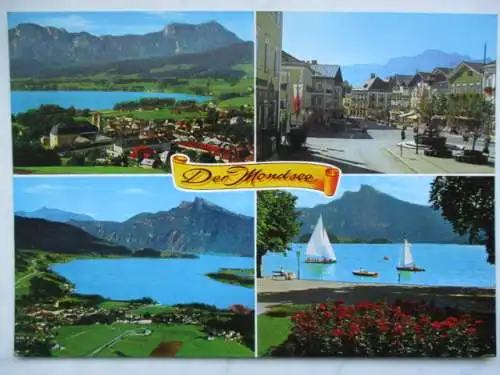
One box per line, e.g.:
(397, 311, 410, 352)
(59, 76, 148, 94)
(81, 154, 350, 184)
(350, 74, 391, 119)
(256, 11, 283, 160)
(483, 61, 496, 134)
(448, 62, 485, 95)
(310, 62, 344, 120)
(388, 74, 412, 121)
(281, 51, 315, 127)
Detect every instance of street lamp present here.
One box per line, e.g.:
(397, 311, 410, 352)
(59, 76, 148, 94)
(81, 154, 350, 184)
(296, 250, 301, 280)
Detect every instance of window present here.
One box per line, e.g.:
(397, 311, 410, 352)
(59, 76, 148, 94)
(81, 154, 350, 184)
(275, 12, 281, 27)
(264, 39, 270, 73)
(274, 48, 280, 76)
(467, 70, 473, 76)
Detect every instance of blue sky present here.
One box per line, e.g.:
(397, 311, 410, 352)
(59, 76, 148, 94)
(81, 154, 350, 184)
(14, 177, 255, 222)
(282, 12, 497, 66)
(292, 175, 435, 208)
(8, 11, 254, 41)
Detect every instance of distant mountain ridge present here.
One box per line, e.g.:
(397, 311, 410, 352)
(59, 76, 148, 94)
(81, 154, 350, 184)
(9, 21, 243, 69)
(343, 49, 494, 86)
(297, 185, 466, 244)
(14, 216, 131, 255)
(15, 207, 95, 223)
(70, 198, 254, 257)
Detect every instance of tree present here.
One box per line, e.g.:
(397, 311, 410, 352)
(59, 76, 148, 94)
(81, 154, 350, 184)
(198, 152, 217, 163)
(256, 191, 300, 278)
(342, 80, 352, 94)
(429, 176, 494, 264)
(448, 93, 494, 150)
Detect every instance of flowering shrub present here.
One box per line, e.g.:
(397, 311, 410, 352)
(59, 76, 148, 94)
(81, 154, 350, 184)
(285, 300, 490, 357)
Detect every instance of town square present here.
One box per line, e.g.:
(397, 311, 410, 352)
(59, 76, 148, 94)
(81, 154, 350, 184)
(256, 12, 496, 174)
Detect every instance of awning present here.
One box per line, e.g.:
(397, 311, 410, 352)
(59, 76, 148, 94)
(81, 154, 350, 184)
(400, 111, 416, 118)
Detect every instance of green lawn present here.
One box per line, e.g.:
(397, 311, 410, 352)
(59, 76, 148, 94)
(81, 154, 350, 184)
(257, 304, 310, 356)
(257, 315, 292, 357)
(14, 166, 167, 174)
(53, 323, 253, 358)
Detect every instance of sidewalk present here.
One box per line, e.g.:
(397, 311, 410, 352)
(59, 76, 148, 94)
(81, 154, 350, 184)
(384, 144, 495, 174)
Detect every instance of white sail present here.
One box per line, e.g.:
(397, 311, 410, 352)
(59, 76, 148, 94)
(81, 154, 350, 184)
(305, 216, 323, 257)
(306, 216, 335, 260)
(322, 229, 336, 261)
(400, 240, 414, 266)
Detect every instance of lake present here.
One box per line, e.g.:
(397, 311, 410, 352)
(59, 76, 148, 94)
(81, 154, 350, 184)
(11, 90, 211, 114)
(263, 243, 495, 288)
(51, 255, 254, 309)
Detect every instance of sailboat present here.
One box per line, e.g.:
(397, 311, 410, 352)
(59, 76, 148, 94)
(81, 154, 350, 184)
(396, 239, 425, 272)
(304, 215, 336, 264)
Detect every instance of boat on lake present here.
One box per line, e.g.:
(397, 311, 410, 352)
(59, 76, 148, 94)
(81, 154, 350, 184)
(304, 215, 336, 264)
(384, 256, 390, 260)
(352, 268, 379, 277)
(396, 239, 425, 272)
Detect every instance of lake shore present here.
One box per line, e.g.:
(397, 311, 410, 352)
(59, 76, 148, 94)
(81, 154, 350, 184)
(257, 277, 495, 314)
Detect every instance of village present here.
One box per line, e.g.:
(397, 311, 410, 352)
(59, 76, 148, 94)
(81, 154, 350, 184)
(13, 100, 254, 174)
(49, 102, 253, 167)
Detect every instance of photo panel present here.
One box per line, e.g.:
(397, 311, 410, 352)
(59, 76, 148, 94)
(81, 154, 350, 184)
(256, 11, 496, 175)
(13, 176, 256, 358)
(256, 175, 495, 357)
(9, 11, 255, 175)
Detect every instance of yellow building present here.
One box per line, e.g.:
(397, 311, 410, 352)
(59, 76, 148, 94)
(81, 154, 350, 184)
(49, 122, 98, 149)
(256, 11, 283, 160)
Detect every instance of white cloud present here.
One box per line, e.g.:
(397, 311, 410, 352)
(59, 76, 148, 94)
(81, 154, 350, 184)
(23, 184, 65, 194)
(31, 15, 94, 32)
(119, 188, 147, 195)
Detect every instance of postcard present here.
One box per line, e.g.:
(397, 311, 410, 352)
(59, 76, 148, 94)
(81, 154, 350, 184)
(10, 9, 497, 359)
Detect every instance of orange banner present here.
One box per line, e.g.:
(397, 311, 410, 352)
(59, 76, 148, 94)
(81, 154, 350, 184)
(170, 154, 342, 197)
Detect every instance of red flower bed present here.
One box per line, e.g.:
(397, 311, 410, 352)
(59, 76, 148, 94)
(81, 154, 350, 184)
(285, 300, 490, 357)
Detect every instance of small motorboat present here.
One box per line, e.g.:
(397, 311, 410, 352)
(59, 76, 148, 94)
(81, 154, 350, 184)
(305, 257, 336, 264)
(352, 269, 379, 277)
(396, 265, 425, 272)
(384, 256, 390, 260)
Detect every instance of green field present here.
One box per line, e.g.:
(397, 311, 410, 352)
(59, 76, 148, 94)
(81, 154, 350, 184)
(12, 70, 254, 100)
(53, 323, 253, 358)
(100, 107, 204, 121)
(219, 95, 253, 108)
(257, 304, 309, 356)
(14, 166, 167, 174)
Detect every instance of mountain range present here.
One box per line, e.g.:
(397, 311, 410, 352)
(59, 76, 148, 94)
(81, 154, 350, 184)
(15, 198, 254, 257)
(15, 207, 95, 222)
(14, 216, 130, 255)
(70, 197, 254, 256)
(9, 22, 253, 80)
(297, 185, 465, 244)
(9, 22, 242, 66)
(342, 49, 494, 86)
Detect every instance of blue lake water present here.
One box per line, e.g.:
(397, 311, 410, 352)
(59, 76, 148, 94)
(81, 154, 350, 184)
(11, 90, 211, 114)
(51, 255, 254, 309)
(263, 243, 495, 288)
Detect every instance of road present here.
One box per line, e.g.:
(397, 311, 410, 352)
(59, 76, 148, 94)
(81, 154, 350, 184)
(88, 328, 150, 357)
(16, 260, 39, 287)
(296, 123, 495, 174)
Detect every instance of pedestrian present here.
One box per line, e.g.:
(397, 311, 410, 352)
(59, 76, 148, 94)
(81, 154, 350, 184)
(398, 273, 401, 284)
(401, 128, 406, 142)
